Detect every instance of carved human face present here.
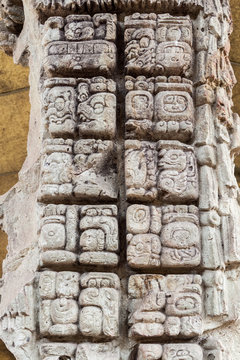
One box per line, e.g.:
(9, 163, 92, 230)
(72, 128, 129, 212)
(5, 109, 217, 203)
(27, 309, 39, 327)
(55, 96, 65, 112)
(80, 229, 105, 251)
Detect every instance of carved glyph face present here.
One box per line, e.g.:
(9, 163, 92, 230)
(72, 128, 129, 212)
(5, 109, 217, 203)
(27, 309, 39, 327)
(42, 153, 72, 184)
(163, 94, 188, 113)
(80, 229, 105, 251)
(127, 234, 161, 267)
(159, 149, 187, 171)
(126, 90, 153, 121)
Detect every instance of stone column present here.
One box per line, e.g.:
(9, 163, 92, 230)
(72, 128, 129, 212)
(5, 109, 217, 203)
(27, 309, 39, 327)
(0, 0, 240, 359)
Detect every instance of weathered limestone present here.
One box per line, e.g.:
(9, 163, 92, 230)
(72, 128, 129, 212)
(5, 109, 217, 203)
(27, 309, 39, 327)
(0, 0, 240, 359)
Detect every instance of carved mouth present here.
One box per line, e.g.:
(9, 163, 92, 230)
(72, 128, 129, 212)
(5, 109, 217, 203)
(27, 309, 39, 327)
(78, 113, 94, 123)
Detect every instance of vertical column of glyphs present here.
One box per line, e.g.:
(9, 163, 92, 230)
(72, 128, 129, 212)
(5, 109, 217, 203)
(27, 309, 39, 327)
(194, 5, 240, 325)
(37, 14, 122, 359)
(124, 13, 203, 359)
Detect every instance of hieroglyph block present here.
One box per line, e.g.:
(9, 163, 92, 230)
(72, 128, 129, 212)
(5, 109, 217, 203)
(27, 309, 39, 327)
(125, 14, 193, 77)
(39, 341, 120, 360)
(125, 140, 198, 202)
(125, 76, 194, 141)
(127, 204, 200, 268)
(128, 274, 202, 339)
(42, 14, 117, 76)
(39, 271, 120, 338)
(136, 343, 203, 360)
(39, 204, 119, 266)
(40, 139, 118, 201)
(43, 77, 116, 138)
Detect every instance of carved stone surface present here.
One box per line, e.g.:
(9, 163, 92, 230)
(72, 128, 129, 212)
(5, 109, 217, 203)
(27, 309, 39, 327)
(39, 271, 120, 338)
(125, 76, 194, 141)
(127, 204, 200, 268)
(43, 77, 116, 139)
(1, 1, 240, 359)
(125, 140, 198, 202)
(128, 274, 202, 338)
(43, 14, 117, 76)
(39, 341, 120, 359)
(40, 139, 118, 201)
(125, 14, 193, 77)
(39, 204, 119, 266)
(136, 343, 203, 360)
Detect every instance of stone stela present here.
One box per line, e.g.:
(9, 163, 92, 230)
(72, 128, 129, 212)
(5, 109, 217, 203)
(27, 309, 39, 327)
(0, 0, 240, 359)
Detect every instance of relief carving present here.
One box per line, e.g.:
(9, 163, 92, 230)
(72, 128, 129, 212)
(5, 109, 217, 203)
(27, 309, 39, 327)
(39, 341, 120, 360)
(125, 14, 193, 77)
(128, 274, 202, 339)
(125, 76, 194, 141)
(43, 14, 117, 76)
(125, 140, 158, 202)
(73, 139, 117, 200)
(43, 77, 116, 139)
(1, 0, 240, 358)
(136, 344, 203, 360)
(125, 140, 198, 202)
(34, 0, 204, 17)
(40, 139, 73, 202)
(154, 77, 194, 141)
(156, 14, 193, 77)
(40, 139, 117, 201)
(39, 271, 120, 338)
(127, 204, 200, 268)
(43, 79, 77, 137)
(77, 77, 116, 138)
(157, 141, 199, 202)
(39, 204, 119, 266)
(79, 272, 120, 338)
(0, 285, 37, 359)
(79, 205, 118, 266)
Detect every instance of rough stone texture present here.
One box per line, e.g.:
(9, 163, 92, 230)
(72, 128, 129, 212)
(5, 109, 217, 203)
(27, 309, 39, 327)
(0, 1, 240, 359)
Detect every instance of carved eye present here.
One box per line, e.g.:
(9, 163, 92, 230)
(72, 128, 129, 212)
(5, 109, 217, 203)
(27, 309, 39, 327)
(170, 153, 178, 161)
(48, 230, 55, 237)
(93, 102, 104, 114)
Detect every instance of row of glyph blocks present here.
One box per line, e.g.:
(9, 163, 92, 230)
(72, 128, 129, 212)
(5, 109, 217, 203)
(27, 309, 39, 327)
(42, 13, 194, 77)
(38, 203, 200, 268)
(42, 76, 195, 142)
(39, 342, 206, 360)
(38, 271, 203, 339)
(39, 139, 198, 202)
(35, 0, 204, 14)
